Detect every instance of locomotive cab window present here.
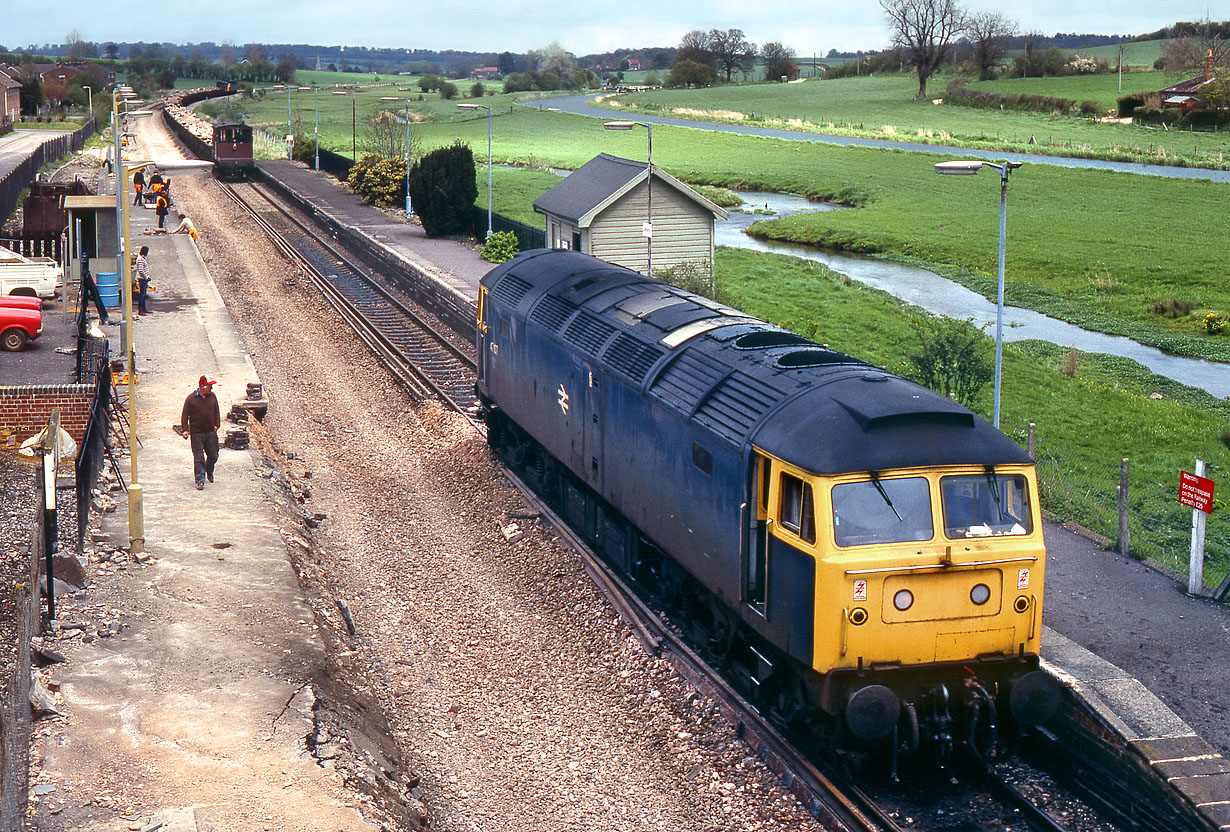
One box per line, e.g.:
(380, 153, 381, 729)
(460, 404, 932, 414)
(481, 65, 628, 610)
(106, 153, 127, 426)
(779, 473, 816, 544)
(832, 476, 933, 547)
(941, 473, 1032, 539)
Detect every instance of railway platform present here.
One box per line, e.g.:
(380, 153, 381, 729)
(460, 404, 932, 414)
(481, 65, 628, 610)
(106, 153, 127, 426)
(251, 157, 1230, 830)
(25, 173, 383, 831)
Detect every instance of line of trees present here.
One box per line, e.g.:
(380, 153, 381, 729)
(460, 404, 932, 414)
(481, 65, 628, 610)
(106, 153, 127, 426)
(667, 29, 799, 87)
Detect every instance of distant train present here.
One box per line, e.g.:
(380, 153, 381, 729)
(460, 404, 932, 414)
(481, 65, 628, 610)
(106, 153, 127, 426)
(212, 122, 254, 179)
(477, 250, 1060, 763)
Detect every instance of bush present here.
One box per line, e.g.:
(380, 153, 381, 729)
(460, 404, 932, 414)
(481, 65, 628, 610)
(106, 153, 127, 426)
(291, 134, 318, 165)
(348, 154, 406, 207)
(1152, 298, 1194, 318)
(668, 59, 717, 88)
(943, 79, 1079, 115)
(1133, 106, 1181, 126)
(480, 230, 519, 263)
(409, 141, 477, 237)
(439, 81, 458, 100)
(1117, 93, 1145, 117)
(652, 261, 715, 299)
(1179, 108, 1230, 129)
(1079, 99, 1101, 116)
(1204, 313, 1228, 334)
(901, 315, 993, 406)
(470, 81, 485, 99)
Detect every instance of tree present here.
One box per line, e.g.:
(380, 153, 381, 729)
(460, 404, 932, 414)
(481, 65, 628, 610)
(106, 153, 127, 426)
(408, 141, 477, 237)
(275, 54, 297, 84)
(531, 41, 575, 77)
(709, 28, 755, 82)
(497, 51, 517, 75)
(361, 108, 420, 163)
(1162, 34, 1230, 75)
(880, 0, 966, 99)
(966, 11, 1016, 77)
(676, 30, 715, 68)
(65, 30, 96, 60)
(761, 42, 798, 81)
(470, 81, 485, 98)
(668, 59, 716, 87)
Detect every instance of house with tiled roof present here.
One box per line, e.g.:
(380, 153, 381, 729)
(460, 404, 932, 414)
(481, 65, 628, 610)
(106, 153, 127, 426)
(1159, 51, 1223, 113)
(533, 153, 728, 277)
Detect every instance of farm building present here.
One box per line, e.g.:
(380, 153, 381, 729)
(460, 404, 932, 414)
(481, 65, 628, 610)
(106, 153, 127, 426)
(533, 153, 728, 277)
(1159, 51, 1223, 113)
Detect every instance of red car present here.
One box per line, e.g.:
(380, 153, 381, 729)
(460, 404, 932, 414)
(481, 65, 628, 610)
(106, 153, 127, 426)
(0, 303, 42, 351)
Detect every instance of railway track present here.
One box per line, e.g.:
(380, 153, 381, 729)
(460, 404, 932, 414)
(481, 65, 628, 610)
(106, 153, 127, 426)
(217, 179, 480, 423)
(218, 173, 1104, 832)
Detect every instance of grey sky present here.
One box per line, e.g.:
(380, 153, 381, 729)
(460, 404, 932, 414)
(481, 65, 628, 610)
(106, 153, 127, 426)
(5, 1, 1221, 56)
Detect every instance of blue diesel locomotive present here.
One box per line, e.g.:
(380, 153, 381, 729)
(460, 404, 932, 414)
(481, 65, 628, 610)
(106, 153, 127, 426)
(476, 250, 1058, 759)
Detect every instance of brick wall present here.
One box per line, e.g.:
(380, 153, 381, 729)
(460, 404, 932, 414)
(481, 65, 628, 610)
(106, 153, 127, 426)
(0, 385, 96, 447)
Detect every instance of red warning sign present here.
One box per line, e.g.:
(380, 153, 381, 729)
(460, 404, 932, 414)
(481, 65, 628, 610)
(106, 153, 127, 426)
(1179, 471, 1214, 514)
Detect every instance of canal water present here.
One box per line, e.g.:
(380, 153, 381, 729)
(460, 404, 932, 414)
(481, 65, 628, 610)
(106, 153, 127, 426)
(716, 192, 1230, 399)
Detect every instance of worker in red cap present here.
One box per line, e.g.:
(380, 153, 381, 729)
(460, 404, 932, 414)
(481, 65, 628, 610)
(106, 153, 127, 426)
(180, 375, 221, 490)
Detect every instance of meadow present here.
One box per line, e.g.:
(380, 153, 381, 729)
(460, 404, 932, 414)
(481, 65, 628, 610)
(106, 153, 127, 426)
(601, 73, 1230, 167)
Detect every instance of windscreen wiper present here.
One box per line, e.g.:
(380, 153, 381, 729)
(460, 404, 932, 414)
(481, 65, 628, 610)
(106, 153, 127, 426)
(985, 468, 1006, 521)
(870, 472, 903, 522)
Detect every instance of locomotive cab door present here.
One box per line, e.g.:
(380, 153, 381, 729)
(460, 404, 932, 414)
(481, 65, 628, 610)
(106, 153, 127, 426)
(744, 451, 770, 617)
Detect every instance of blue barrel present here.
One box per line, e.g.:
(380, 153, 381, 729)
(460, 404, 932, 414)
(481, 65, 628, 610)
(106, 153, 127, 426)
(95, 271, 119, 308)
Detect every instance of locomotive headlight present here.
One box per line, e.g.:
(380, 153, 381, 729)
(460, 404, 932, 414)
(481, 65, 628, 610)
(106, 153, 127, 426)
(892, 589, 914, 611)
(1014, 595, 1032, 613)
(848, 607, 868, 625)
(970, 583, 991, 605)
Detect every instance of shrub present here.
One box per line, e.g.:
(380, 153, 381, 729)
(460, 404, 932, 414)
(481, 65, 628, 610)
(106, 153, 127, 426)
(1079, 99, 1101, 116)
(1203, 312, 1228, 334)
(439, 81, 458, 100)
(1133, 106, 1181, 126)
(653, 261, 715, 299)
(348, 154, 407, 208)
(480, 230, 519, 263)
(1152, 298, 1194, 318)
(1117, 93, 1145, 117)
(470, 81, 485, 99)
(943, 80, 1079, 115)
(408, 141, 477, 237)
(1179, 108, 1230, 129)
(902, 315, 993, 407)
(291, 134, 318, 165)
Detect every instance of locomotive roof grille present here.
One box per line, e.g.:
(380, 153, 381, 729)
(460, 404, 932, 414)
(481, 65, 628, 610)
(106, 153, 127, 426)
(604, 333, 663, 383)
(490, 273, 533, 307)
(529, 294, 576, 333)
(564, 311, 618, 356)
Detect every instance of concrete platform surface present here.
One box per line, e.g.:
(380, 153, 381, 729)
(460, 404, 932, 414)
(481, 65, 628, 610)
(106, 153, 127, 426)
(29, 179, 378, 831)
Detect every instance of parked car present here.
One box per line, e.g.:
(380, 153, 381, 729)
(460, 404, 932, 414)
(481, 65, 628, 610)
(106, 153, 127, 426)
(0, 245, 62, 299)
(0, 304, 43, 351)
(0, 296, 43, 310)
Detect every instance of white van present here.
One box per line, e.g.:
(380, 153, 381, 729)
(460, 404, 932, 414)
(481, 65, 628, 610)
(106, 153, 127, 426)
(0, 245, 62, 299)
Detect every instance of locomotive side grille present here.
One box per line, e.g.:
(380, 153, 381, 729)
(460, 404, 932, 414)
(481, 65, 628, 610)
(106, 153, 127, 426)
(604, 333, 663, 384)
(695, 372, 782, 439)
(490, 274, 533, 307)
(564, 311, 619, 356)
(530, 295, 576, 333)
(652, 352, 728, 412)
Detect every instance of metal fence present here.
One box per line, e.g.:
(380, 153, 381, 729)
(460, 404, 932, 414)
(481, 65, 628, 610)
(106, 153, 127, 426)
(74, 302, 112, 552)
(473, 207, 545, 251)
(0, 120, 94, 230)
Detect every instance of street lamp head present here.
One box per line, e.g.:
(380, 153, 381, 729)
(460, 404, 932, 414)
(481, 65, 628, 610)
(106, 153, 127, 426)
(603, 121, 636, 130)
(456, 103, 479, 110)
(934, 160, 986, 175)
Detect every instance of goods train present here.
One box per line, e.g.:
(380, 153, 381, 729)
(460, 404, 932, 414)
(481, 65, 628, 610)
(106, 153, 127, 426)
(476, 249, 1060, 764)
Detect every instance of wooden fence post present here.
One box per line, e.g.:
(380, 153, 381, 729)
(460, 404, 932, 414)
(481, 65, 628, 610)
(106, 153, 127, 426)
(1117, 458, 1129, 557)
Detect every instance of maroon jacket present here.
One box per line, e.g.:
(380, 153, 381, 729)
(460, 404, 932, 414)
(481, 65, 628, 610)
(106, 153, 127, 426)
(181, 390, 220, 435)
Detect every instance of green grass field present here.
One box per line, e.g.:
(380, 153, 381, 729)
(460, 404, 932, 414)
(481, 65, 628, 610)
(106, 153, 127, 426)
(600, 74, 1230, 168)
(1077, 39, 1167, 68)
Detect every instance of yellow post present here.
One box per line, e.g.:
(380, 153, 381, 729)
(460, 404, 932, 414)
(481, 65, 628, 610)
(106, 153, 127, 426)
(118, 159, 150, 556)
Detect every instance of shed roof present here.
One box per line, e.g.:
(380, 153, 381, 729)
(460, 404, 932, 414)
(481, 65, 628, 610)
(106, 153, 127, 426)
(533, 153, 728, 228)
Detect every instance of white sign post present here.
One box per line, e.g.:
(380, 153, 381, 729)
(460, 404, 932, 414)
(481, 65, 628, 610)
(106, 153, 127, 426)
(1188, 459, 1210, 595)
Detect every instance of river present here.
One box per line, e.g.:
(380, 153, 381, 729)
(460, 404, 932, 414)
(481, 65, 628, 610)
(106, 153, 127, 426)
(716, 192, 1230, 399)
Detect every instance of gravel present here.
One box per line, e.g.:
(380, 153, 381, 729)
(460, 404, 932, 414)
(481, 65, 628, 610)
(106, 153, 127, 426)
(168, 146, 819, 829)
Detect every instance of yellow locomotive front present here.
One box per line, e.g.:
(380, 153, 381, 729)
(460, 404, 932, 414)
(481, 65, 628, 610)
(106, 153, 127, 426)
(780, 460, 1057, 756)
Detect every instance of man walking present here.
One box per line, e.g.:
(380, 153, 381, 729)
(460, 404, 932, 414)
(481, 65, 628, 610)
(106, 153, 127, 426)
(180, 375, 220, 490)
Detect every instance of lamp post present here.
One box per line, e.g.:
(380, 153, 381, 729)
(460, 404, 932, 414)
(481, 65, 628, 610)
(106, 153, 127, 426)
(934, 159, 1023, 429)
(82, 85, 92, 128)
(604, 120, 653, 274)
(380, 97, 412, 218)
(333, 90, 357, 160)
(313, 86, 319, 170)
(457, 103, 492, 238)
